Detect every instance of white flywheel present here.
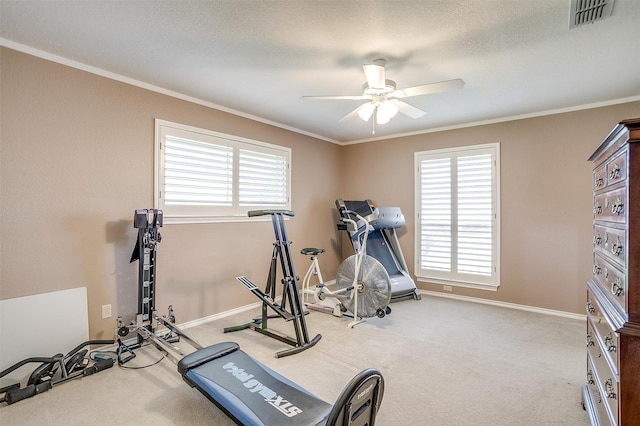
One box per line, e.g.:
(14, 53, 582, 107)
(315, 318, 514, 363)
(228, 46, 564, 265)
(335, 255, 391, 318)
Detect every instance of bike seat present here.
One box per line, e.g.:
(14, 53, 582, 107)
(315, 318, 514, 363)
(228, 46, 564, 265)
(300, 247, 325, 256)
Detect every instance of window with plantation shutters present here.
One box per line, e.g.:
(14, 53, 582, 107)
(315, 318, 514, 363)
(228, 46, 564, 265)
(163, 136, 233, 207)
(155, 120, 290, 223)
(238, 149, 288, 206)
(415, 144, 500, 290)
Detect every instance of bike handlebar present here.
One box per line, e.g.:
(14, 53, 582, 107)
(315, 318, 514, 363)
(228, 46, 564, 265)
(248, 210, 295, 217)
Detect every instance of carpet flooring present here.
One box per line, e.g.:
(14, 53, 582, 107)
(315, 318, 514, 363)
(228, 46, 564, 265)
(0, 294, 589, 425)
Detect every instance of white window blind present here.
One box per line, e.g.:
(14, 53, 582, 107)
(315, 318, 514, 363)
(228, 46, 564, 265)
(415, 144, 500, 290)
(458, 154, 494, 276)
(164, 136, 233, 206)
(155, 120, 290, 223)
(239, 149, 288, 206)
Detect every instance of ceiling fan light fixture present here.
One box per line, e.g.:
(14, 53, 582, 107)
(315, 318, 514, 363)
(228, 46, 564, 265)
(379, 99, 399, 119)
(376, 113, 390, 125)
(376, 108, 390, 125)
(357, 102, 375, 121)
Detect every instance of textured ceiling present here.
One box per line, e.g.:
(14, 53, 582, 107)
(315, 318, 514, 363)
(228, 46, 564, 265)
(1, 0, 639, 143)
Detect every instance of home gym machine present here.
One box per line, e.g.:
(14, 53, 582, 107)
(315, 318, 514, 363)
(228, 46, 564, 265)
(224, 210, 321, 358)
(0, 339, 114, 405)
(116, 209, 203, 364)
(302, 208, 392, 328)
(336, 199, 421, 302)
(116, 209, 386, 425)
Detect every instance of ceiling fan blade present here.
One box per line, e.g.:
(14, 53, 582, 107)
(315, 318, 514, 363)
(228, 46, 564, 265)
(396, 100, 426, 119)
(363, 63, 385, 89)
(302, 95, 370, 100)
(394, 78, 465, 98)
(339, 105, 365, 122)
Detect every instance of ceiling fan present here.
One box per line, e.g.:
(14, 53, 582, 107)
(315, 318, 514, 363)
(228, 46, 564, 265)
(303, 59, 464, 130)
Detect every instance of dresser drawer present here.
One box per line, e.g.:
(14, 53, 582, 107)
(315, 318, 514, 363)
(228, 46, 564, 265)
(587, 291, 620, 375)
(592, 253, 627, 313)
(587, 322, 620, 424)
(605, 149, 627, 187)
(587, 352, 617, 426)
(593, 224, 626, 269)
(586, 353, 614, 426)
(594, 187, 627, 224)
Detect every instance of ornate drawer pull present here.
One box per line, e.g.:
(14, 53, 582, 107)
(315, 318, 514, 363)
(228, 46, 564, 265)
(587, 300, 595, 314)
(593, 204, 602, 215)
(587, 369, 595, 385)
(586, 332, 595, 347)
(611, 237, 623, 256)
(611, 197, 624, 215)
(593, 233, 602, 245)
(604, 333, 617, 353)
(592, 264, 601, 275)
(609, 164, 620, 180)
(611, 278, 624, 297)
(604, 379, 617, 399)
(594, 175, 604, 188)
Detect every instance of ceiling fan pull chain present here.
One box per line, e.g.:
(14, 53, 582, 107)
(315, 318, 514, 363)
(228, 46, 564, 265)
(372, 110, 376, 134)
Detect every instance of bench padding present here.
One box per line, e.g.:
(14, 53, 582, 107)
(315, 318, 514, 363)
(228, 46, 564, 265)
(178, 342, 332, 426)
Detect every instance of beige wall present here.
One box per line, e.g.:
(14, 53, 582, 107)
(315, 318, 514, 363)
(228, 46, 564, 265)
(0, 47, 343, 339)
(340, 102, 640, 314)
(2, 46, 640, 341)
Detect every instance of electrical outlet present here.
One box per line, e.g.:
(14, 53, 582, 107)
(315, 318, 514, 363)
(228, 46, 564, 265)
(443, 285, 453, 292)
(101, 304, 112, 319)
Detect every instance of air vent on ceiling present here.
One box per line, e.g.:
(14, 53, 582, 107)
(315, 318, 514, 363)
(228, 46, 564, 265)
(570, 0, 615, 28)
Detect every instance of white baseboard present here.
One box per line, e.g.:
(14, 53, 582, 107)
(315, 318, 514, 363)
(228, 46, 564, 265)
(419, 290, 587, 321)
(179, 301, 263, 330)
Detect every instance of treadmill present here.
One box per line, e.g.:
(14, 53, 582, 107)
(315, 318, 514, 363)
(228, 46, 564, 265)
(336, 199, 421, 302)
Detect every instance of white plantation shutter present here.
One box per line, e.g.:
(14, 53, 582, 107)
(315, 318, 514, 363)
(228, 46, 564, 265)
(419, 157, 452, 271)
(457, 154, 493, 276)
(155, 120, 290, 223)
(415, 144, 500, 289)
(239, 149, 288, 206)
(164, 136, 233, 206)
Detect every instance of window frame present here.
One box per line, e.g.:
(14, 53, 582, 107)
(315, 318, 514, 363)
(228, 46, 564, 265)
(414, 143, 500, 290)
(154, 119, 291, 224)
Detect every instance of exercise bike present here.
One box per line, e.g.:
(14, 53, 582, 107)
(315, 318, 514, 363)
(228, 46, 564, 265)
(302, 209, 392, 328)
(300, 247, 345, 317)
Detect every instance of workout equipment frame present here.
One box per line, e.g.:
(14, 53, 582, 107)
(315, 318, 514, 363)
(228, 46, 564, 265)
(300, 247, 345, 317)
(117, 209, 203, 364)
(335, 210, 392, 327)
(0, 339, 114, 405)
(336, 199, 421, 302)
(224, 210, 321, 358)
(302, 210, 393, 327)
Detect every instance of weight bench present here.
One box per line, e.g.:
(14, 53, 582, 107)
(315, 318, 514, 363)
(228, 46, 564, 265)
(178, 342, 384, 426)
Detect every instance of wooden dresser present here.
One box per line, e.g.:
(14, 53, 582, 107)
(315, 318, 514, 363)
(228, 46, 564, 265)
(582, 118, 640, 426)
